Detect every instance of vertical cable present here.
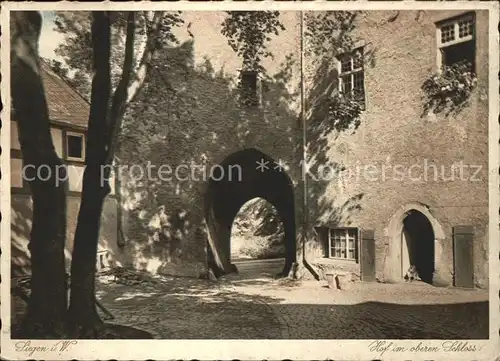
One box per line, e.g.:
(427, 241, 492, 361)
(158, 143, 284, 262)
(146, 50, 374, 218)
(300, 10, 308, 260)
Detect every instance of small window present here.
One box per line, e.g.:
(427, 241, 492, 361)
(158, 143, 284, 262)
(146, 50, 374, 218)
(240, 70, 259, 107)
(66, 132, 85, 161)
(96, 250, 110, 273)
(328, 228, 358, 261)
(437, 13, 476, 73)
(337, 48, 365, 108)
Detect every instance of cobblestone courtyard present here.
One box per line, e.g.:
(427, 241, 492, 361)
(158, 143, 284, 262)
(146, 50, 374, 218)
(94, 260, 489, 339)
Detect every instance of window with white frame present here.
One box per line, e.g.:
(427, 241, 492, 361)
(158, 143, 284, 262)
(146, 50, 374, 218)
(66, 132, 85, 162)
(96, 249, 110, 273)
(437, 13, 476, 72)
(328, 228, 358, 261)
(337, 47, 365, 108)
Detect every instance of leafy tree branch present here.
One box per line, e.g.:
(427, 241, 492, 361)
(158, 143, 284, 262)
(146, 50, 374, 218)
(221, 11, 285, 73)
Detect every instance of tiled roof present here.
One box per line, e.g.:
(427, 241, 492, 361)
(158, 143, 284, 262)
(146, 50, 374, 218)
(40, 60, 90, 129)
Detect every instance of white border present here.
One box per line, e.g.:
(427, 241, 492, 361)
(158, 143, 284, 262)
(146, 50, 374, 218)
(1, 2, 499, 361)
(1, 1, 499, 11)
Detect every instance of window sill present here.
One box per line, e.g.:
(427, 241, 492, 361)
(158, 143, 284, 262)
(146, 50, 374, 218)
(312, 257, 360, 278)
(65, 159, 86, 167)
(66, 157, 85, 163)
(313, 258, 357, 266)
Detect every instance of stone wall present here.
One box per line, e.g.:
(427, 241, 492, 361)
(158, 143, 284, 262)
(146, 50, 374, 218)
(304, 10, 489, 288)
(117, 13, 304, 278)
(11, 11, 490, 289)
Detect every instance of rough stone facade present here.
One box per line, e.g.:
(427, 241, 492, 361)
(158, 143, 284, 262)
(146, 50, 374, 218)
(116, 12, 303, 278)
(115, 10, 489, 288)
(303, 10, 489, 288)
(11, 10, 491, 290)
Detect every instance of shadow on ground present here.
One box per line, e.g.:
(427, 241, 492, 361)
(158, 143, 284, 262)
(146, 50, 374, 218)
(88, 274, 489, 340)
(95, 276, 286, 339)
(275, 300, 488, 339)
(10, 262, 488, 340)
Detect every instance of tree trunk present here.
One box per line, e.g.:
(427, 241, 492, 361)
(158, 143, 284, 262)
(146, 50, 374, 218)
(67, 11, 166, 337)
(66, 12, 112, 337)
(10, 11, 68, 338)
(66, 170, 108, 337)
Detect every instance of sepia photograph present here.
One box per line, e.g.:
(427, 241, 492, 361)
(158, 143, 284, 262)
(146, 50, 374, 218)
(1, 1, 499, 360)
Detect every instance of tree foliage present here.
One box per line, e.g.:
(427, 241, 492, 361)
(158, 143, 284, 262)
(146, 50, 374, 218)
(52, 11, 184, 100)
(304, 11, 358, 60)
(304, 11, 364, 135)
(221, 11, 285, 73)
(14, 10, 299, 337)
(64, 11, 187, 337)
(12, 10, 186, 338)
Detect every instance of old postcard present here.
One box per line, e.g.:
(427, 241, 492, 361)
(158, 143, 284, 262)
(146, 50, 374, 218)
(1, 1, 499, 360)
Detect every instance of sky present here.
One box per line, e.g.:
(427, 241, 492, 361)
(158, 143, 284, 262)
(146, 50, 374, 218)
(37, 11, 243, 73)
(37, 11, 300, 78)
(39, 11, 65, 60)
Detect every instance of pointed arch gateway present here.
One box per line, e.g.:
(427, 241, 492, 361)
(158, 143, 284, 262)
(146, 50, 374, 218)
(204, 148, 296, 277)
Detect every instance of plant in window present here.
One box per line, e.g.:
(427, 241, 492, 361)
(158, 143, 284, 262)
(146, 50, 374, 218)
(327, 91, 363, 132)
(421, 61, 478, 116)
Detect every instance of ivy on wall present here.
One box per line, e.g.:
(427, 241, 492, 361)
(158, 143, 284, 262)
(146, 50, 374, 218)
(327, 93, 362, 133)
(304, 11, 367, 134)
(421, 61, 478, 117)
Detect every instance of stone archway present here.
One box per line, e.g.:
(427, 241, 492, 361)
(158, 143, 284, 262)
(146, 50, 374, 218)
(204, 148, 296, 277)
(385, 202, 445, 283)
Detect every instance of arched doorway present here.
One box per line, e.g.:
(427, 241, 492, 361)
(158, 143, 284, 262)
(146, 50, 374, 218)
(230, 198, 286, 277)
(204, 148, 296, 278)
(401, 210, 435, 284)
(385, 202, 445, 284)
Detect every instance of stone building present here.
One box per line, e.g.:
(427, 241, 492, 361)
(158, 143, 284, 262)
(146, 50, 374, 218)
(303, 10, 489, 289)
(11, 10, 490, 289)
(114, 12, 303, 279)
(114, 9, 489, 288)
